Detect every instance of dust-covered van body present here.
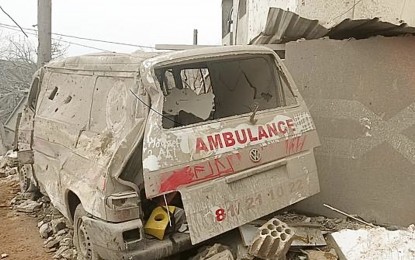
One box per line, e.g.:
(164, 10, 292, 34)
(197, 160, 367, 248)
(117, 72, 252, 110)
(16, 46, 320, 259)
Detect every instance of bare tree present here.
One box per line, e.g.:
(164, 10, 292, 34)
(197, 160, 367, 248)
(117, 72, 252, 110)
(0, 34, 68, 123)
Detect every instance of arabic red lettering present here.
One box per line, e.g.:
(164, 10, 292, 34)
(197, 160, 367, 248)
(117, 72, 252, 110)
(285, 135, 306, 155)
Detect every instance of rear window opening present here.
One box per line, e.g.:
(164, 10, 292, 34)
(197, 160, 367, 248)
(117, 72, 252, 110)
(156, 55, 296, 129)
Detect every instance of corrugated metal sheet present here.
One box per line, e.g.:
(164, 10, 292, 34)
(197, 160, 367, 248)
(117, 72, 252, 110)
(250, 8, 415, 44)
(251, 8, 328, 44)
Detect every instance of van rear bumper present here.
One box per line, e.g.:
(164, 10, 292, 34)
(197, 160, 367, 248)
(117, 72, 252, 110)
(83, 216, 192, 260)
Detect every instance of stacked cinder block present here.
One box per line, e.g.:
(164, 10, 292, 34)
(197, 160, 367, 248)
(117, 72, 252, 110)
(248, 218, 294, 260)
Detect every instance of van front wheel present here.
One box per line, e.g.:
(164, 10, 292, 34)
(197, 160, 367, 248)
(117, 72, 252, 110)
(74, 204, 100, 260)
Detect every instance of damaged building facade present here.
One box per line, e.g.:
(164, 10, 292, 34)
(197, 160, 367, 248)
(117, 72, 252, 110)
(222, 0, 415, 227)
(222, 0, 415, 45)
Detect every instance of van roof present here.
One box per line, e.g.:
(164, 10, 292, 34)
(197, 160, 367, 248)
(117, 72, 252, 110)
(45, 51, 160, 72)
(44, 45, 275, 72)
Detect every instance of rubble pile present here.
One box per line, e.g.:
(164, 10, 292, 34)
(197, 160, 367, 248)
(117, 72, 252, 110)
(2, 152, 413, 260)
(274, 212, 368, 231)
(190, 243, 234, 260)
(0, 151, 18, 178)
(10, 193, 77, 259)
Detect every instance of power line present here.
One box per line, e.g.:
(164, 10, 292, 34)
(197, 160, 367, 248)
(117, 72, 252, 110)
(0, 22, 154, 49)
(0, 24, 111, 52)
(54, 31, 153, 49)
(58, 38, 112, 52)
(0, 6, 28, 37)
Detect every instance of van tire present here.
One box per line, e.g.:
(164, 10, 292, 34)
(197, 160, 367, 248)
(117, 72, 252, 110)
(74, 204, 100, 260)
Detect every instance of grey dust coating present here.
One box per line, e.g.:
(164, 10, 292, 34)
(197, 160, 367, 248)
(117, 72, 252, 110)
(15, 45, 320, 259)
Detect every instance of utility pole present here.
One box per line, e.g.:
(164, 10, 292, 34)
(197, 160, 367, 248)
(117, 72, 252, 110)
(37, 0, 52, 68)
(193, 29, 198, 45)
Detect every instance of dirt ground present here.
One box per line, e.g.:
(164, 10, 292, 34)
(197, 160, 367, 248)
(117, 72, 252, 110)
(0, 176, 51, 260)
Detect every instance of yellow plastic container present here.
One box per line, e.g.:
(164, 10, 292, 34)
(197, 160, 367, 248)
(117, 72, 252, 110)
(144, 206, 176, 240)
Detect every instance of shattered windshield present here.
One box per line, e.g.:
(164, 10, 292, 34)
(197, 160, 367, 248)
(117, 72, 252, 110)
(156, 55, 296, 129)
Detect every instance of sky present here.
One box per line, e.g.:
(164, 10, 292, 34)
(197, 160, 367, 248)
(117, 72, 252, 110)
(0, 0, 222, 56)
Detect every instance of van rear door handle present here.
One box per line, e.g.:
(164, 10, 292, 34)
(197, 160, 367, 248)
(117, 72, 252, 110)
(225, 159, 287, 184)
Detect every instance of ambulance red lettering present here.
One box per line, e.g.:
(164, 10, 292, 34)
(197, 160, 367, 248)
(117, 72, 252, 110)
(194, 119, 297, 153)
(208, 134, 223, 150)
(277, 121, 287, 134)
(222, 132, 235, 147)
(257, 126, 269, 140)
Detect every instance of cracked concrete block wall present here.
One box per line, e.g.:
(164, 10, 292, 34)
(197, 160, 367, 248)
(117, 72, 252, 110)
(284, 36, 415, 226)
(294, 0, 415, 27)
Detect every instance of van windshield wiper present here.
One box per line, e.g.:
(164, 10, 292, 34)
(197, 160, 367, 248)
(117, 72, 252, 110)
(250, 103, 259, 125)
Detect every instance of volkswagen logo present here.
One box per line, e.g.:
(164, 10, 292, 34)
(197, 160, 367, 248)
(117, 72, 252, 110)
(249, 148, 261, 163)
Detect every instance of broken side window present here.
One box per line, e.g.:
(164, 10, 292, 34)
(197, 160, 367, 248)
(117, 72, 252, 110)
(28, 77, 40, 111)
(156, 54, 297, 129)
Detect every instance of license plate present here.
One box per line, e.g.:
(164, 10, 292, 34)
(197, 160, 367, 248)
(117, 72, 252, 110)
(179, 162, 319, 244)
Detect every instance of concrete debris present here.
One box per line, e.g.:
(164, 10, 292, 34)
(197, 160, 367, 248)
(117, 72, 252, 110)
(0, 151, 20, 178)
(328, 227, 415, 260)
(248, 218, 295, 260)
(191, 244, 234, 260)
(0, 153, 18, 178)
(4, 171, 411, 260)
(206, 250, 234, 260)
(59, 248, 76, 259)
(56, 229, 68, 236)
(45, 247, 57, 253)
(38, 220, 45, 228)
(291, 226, 326, 247)
(304, 249, 338, 260)
(53, 246, 70, 259)
(44, 237, 60, 249)
(10, 192, 77, 259)
(51, 217, 67, 233)
(39, 222, 52, 238)
(239, 220, 325, 248)
(274, 212, 367, 231)
(16, 200, 42, 213)
(60, 237, 73, 248)
(236, 243, 253, 260)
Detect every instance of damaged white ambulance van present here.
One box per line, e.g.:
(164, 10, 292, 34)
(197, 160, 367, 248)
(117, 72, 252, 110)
(16, 45, 320, 259)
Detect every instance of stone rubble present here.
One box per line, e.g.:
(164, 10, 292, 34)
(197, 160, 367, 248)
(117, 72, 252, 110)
(15, 199, 42, 213)
(2, 151, 412, 260)
(190, 243, 235, 260)
(9, 192, 77, 260)
(0, 151, 18, 178)
(0, 152, 77, 259)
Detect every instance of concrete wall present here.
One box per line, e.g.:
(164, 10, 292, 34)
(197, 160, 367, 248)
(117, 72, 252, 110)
(284, 36, 415, 226)
(223, 0, 297, 44)
(295, 0, 415, 27)
(246, 0, 296, 44)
